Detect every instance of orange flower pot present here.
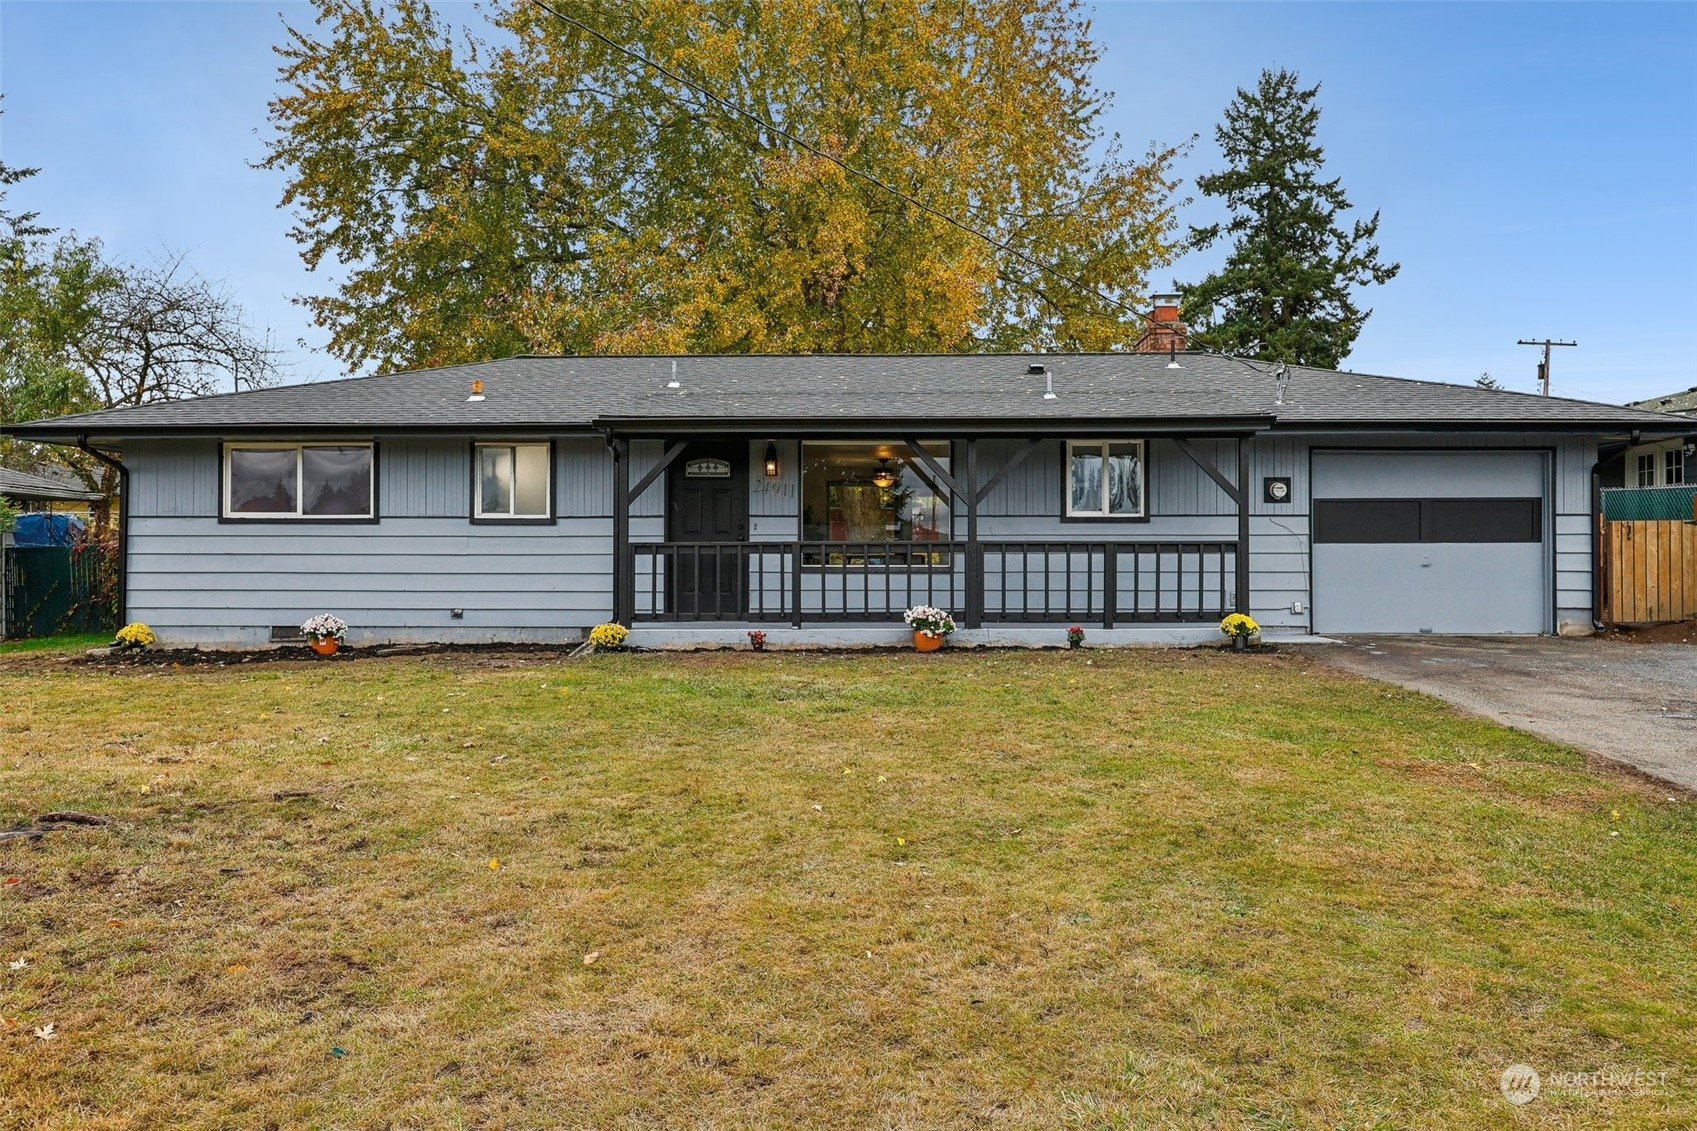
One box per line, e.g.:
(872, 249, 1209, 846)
(913, 631, 943, 652)
(310, 638, 340, 656)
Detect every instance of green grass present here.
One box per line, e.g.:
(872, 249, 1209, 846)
(0, 632, 109, 656)
(0, 648, 1692, 1129)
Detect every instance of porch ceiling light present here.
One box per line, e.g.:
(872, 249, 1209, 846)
(871, 458, 898, 489)
(764, 441, 779, 477)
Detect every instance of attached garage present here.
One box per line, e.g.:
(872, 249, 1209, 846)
(1311, 450, 1551, 634)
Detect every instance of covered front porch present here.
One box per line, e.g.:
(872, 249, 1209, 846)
(604, 424, 1262, 634)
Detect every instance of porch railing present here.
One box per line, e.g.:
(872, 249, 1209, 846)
(631, 540, 1237, 626)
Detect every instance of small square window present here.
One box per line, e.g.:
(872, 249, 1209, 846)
(474, 443, 552, 519)
(1065, 440, 1145, 518)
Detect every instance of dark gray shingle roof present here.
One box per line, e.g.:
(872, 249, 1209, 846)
(1628, 386, 1697, 417)
(7, 353, 1687, 438)
(0, 467, 102, 501)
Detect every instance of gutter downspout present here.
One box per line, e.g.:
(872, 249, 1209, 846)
(76, 435, 128, 627)
(1591, 440, 1632, 632)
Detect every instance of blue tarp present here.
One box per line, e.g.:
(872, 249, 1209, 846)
(10, 512, 85, 547)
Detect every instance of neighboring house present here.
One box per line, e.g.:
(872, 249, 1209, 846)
(0, 467, 104, 517)
(1608, 386, 1697, 489)
(6, 352, 1686, 647)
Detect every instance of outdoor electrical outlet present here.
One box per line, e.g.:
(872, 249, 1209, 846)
(451, 609, 464, 619)
(1291, 601, 1304, 614)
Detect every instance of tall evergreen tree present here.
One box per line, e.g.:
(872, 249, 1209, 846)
(1181, 68, 1398, 369)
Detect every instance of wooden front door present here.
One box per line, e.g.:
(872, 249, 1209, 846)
(666, 442, 749, 618)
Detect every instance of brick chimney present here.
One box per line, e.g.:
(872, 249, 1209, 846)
(1133, 293, 1188, 353)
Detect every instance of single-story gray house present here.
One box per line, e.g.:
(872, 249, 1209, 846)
(7, 353, 1686, 647)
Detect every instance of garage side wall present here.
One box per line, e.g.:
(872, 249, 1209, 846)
(1251, 432, 1597, 635)
(120, 435, 652, 647)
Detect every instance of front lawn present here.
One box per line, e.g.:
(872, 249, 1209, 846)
(1, 650, 1691, 1128)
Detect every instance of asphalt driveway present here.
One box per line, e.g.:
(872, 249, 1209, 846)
(1302, 635, 1697, 792)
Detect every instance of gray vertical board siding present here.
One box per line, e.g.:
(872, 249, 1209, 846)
(749, 439, 798, 519)
(556, 435, 611, 517)
(977, 438, 1237, 519)
(380, 438, 464, 517)
(126, 440, 220, 517)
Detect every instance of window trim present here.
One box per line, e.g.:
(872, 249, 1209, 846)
(1637, 452, 1658, 487)
(470, 440, 556, 525)
(1062, 439, 1148, 522)
(219, 441, 379, 524)
(1664, 447, 1686, 486)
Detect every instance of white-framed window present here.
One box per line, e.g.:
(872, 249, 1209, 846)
(1065, 440, 1145, 518)
(474, 442, 552, 519)
(1637, 452, 1658, 487)
(1665, 448, 1686, 486)
(223, 443, 374, 519)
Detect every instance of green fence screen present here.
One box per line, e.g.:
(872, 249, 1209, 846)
(4, 546, 118, 638)
(1601, 486, 1697, 522)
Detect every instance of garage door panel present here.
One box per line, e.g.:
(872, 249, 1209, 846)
(1311, 451, 1549, 635)
(1312, 451, 1546, 498)
(1313, 544, 1547, 633)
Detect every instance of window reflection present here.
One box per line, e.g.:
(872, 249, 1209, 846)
(801, 442, 951, 565)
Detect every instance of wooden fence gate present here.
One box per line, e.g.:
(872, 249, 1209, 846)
(1601, 519, 1697, 625)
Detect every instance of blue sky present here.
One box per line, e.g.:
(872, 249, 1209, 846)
(1, 1, 1693, 402)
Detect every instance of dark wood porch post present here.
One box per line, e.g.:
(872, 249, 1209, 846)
(611, 436, 631, 625)
(1237, 437, 1251, 615)
(964, 438, 982, 628)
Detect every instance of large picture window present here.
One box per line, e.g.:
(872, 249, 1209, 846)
(1066, 440, 1145, 518)
(801, 441, 951, 564)
(224, 443, 373, 519)
(475, 442, 552, 520)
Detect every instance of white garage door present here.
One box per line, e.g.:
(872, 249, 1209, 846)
(1312, 451, 1550, 634)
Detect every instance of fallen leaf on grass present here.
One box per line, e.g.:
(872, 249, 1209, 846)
(106, 920, 124, 928)
(812, 804, 823, 812)
(33, 1022, 55, 1041)
(582, 951, 599, 966)
(896, 837, 906, 846)
(488, 858, 501, 871)
(1611, 809, 1621, 821)
(3, 877, 18, 886)
(225, 964, 248, 974)
(462, 741, 478, 749)
(9, 958, 28, 971)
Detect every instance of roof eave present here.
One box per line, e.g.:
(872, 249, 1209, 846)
(590, 414, 1278, 437)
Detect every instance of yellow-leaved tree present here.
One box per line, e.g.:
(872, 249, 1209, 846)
(264, 0, 1188, 371)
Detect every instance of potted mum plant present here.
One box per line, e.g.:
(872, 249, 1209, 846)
(903, 605, 956, 652)
(588, 622, 629, 651)
(1066, 624, 1085, 649)
(301, 613, 348, 656)
(747, 629, 767, 652)
(113, 622, 156, 652)
(1219, 613, 1260, 652)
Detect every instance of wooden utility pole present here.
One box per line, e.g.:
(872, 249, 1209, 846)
(1516, 338, 1577, 397)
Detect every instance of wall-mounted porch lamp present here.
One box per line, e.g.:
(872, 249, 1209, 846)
(764, 440, 780, 477)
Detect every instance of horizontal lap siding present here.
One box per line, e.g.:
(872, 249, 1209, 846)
(123, 437, 616, 645)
